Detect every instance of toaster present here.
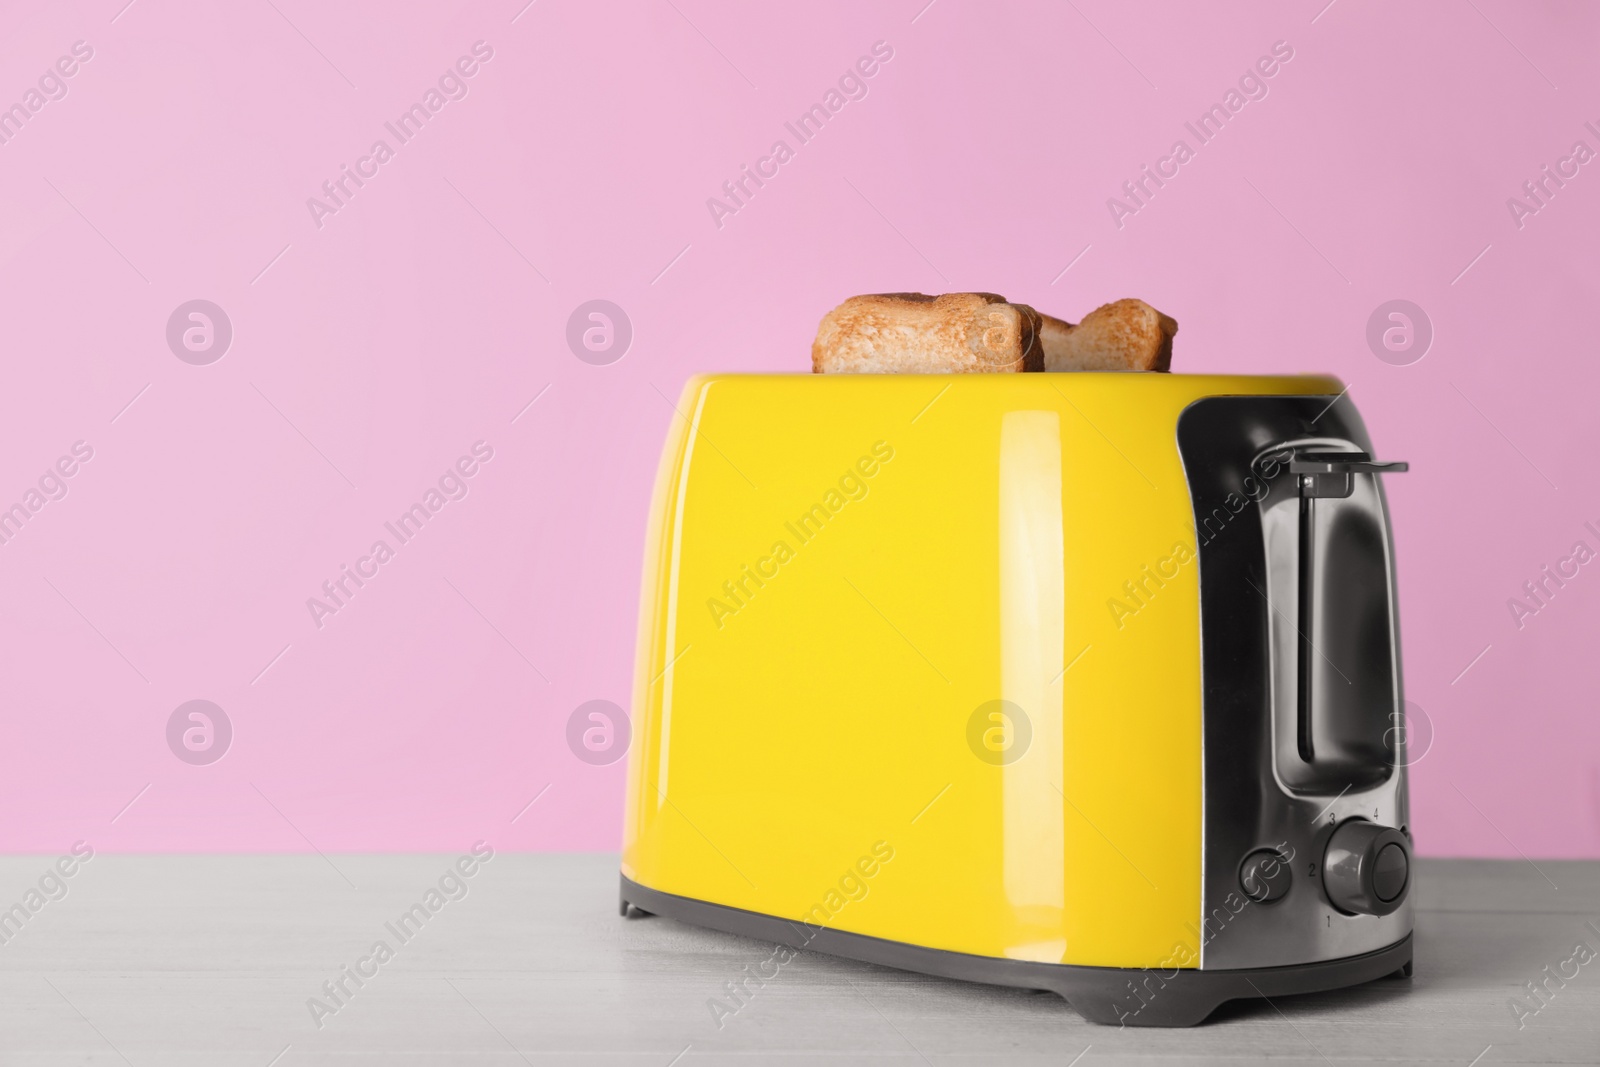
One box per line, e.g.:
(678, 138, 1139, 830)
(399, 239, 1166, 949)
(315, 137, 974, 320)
(620, 373, 1413, 1026)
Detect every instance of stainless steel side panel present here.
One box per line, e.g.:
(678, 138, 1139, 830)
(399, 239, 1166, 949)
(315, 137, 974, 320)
(1177, 395, 1412, 970)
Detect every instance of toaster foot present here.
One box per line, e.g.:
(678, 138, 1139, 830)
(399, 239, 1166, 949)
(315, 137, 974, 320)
(619, 874, 1413, 1027)
(618, 884, 653, 919)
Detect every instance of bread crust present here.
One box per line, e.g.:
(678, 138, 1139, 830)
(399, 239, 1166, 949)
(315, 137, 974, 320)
(1038, 299, 1177, 372)
(812, 293, 1043, 374)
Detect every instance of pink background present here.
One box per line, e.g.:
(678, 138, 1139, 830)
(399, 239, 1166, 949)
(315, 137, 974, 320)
(1, 0, 1595, 858)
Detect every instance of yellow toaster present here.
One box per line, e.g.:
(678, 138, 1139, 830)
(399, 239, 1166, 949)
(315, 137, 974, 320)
(619, 373, 1413, 1026)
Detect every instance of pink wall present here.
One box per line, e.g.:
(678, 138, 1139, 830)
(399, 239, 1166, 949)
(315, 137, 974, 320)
(1, 0, 1595, 857)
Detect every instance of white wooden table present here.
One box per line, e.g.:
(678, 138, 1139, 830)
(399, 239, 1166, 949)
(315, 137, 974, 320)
(0, 855, 1594, 1064)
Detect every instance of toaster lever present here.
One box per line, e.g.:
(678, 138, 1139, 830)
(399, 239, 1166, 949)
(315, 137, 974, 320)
(1288, 451, 1408, 499)
(1287, 452, 1408, 475)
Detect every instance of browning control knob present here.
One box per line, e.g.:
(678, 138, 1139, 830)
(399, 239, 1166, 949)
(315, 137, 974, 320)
(1322, 820, 1410, 915)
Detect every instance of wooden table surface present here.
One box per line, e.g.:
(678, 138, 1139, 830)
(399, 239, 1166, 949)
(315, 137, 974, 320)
(0, 854, 1595, 1065)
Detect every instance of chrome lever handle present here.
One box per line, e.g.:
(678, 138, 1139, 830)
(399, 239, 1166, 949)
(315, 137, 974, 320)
(1285, 451, 1407, 499)
(1288, 452, 1409, 476)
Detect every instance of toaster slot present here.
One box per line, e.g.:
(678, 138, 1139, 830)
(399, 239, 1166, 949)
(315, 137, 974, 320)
(1284, 449, 1408, 789)
(1296, 491, 1314, 763)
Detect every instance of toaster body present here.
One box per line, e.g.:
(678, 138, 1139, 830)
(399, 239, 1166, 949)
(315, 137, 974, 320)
(620, 374, 1413, 1026)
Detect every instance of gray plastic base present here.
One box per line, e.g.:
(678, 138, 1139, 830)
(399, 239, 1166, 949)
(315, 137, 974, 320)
(620, 875, 1412, 1027)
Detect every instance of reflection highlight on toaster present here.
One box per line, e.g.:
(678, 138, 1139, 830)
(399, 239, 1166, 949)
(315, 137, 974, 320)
(705, 841, 896, 1029)
(706, 440, 894, 630)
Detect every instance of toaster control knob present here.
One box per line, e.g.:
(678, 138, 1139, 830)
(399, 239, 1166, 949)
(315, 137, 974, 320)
(1322, 820, 1410, 916)
(1239, 849, 1292, 903)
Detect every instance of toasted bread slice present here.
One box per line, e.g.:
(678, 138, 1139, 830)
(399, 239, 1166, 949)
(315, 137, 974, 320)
(812, 293, 1043, 374)
(1039, 299, 1177, 372)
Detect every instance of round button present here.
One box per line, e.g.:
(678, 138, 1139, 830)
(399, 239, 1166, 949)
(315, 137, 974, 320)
(1322, 820, 1410, 916)
(1239, 848, 1292, 903)
(1373, 842, 1408, 902)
